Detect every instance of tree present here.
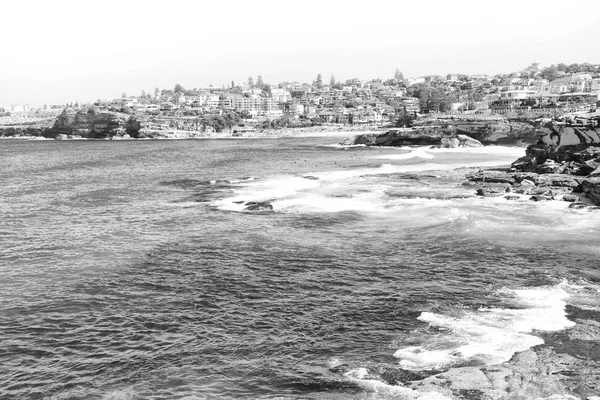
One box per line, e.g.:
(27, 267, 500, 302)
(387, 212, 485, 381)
(396, 106, 415, 127)
(540, 65, 560, 82)
(174, 83, 185, 93)
(394, 68, 404, 82)
(121, 92, 127, 99)
(315, 73, 323, 89)
(248, 76, 254, 87)
(154, 88, 160, 98)
(257, 75, 264, 87)
(330, 74, 336, 86)
(406, 83, 453, 113)
(141, 90, 146, 98)
(231, 80, 235, 88)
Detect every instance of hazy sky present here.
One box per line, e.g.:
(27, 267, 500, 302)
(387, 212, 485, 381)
(2, 0, 599, 106)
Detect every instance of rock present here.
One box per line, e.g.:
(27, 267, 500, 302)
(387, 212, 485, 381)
(530, 195, 552, 201)
(409, 349, 579, 400)
(466, 171, 516, 184)
(505, 195, 521, 200)
(563, 194, 580, 202)
(581, 178, 600, 205)
(512, 155, 538, 169)
(476, 185, 509, 197)
(538, 160, 566, 174)
(529, 186, 552, 196)
(303, 176, 319, 180)
(568, 202, 600, 210)
(589, 165, 600, 177)
(48, 108, 130, 139)
(244, 201, 273, 211)
(344, 133, 378, 145)
(524, 174, 581, 189)
(457, 134, 483, 147)
(440, 137, 460, 148)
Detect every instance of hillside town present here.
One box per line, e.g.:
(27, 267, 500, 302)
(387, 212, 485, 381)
(2, 62, 600, 136)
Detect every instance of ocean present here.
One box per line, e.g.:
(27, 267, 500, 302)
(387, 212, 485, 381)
(1, 136, 600, 400)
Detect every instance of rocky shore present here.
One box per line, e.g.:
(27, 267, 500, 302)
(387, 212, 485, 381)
(343, 113, 552, 147)
(466, 112, 600, 207)
(0, 108, 385, 140)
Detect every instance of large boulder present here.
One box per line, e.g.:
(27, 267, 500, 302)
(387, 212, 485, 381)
(372, 127, 442, 146)
(581, 178, 600, 205)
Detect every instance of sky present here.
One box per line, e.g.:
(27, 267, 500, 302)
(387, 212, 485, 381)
(1, 0, 599, 107)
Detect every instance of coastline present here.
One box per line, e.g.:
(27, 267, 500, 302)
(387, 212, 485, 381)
(0, 124, 384, 140)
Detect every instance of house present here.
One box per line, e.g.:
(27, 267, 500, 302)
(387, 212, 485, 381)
(545, 74, 593, 95)
(490, 89, 537, 109)
(400, 97, 420, 113)
(160, 102, 177, 111)
(271, 88, 292, 104)
(289, 103, 304, 115)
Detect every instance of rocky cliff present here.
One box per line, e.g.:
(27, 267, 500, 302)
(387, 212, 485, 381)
(345, 114, 543, 147)
(46, 109, 130, 139)
(495, 112, 600, 206)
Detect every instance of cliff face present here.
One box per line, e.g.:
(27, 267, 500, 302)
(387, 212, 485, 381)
(509, 113, 600, 205)
(48, 109, 130, 138)
(512, 117, 600, 170)
(346, 115, 540, 147)
(413, 115, 539, 145)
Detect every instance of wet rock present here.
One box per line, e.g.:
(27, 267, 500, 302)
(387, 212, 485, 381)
(466, 171, 516, 185)
(476, 185, 509, 197)
(244, 201, 273, 211)
(549, 186, 574, 198)
(504, 195, 521, 201)
(530, 195, 553, 201)
(303, 176, 319, 180)
(563, 194, 580, 202)
(525, 174, 581, 189)
(538, 160, 566, 174)
(529, 186, 552, 196)
(512, 155, 538, 170)
(409, 349, 580, 400)
(581, 178, 600, 205)
(568, 202, 600, 210)
(520, 179, 535, 186)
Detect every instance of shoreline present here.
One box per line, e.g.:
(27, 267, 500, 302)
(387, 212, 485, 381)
(0, 125, 385, 141)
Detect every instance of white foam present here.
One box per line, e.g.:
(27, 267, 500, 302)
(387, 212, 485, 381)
(377, 150, 435, 161)
(323, 143, 367, 148)
(394, 284, 576, 370)
(344, 368, 451, 400)
(426, 145, 526, 156)
(213, 175, 322, 212)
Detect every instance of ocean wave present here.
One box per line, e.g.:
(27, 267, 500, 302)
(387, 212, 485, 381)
(393, 283, 577, 371)
(343, 368, 451, 400)
(376, 150, 435, 161)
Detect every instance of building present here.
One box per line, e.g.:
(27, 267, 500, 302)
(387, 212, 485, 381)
(270, 89, 292, 104)
(490, 89, 537, 109)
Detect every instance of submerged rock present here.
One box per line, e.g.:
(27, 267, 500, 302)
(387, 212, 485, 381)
(244, 201, 273, 211)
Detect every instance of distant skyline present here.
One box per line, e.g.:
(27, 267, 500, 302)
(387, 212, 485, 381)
(2, 0, 599, 107)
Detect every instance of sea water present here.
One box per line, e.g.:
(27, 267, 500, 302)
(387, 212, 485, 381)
(1, 137, 600, 399)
